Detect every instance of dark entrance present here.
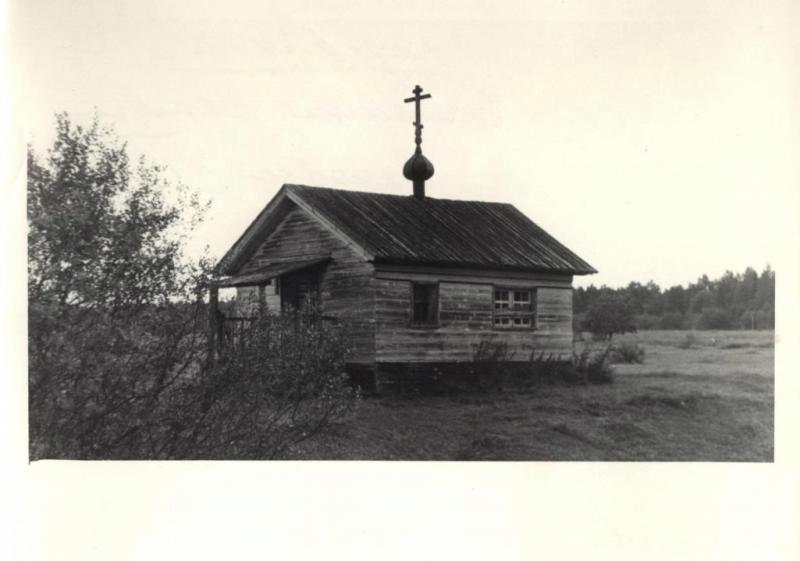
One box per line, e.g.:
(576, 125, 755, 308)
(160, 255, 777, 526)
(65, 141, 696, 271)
(280, 268, 321, 312)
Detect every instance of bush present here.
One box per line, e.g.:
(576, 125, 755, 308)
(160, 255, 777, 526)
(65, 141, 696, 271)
(572, 313, 586, 335)
(633, 314, 661, 330)
(676, 333, 698, 349)
(610, 342, 645, 364)
(473, 339, 516, 362)
(29, 304, 359, 460)
(189, 311, 359, 459)
(695, 308, 736, 330)
(659, 311, 685, 329)
(29, 302, 204, 459)
(572, 346, 614, 384)
(581, 294, 636, 340)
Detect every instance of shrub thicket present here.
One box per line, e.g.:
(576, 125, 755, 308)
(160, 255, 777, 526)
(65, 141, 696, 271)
(29, 305, 358, 459)
(609, 342, 645, 364)
(572, 346, 614, 384)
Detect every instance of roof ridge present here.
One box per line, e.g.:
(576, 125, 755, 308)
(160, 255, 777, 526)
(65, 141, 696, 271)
(286, 183, 515, 207)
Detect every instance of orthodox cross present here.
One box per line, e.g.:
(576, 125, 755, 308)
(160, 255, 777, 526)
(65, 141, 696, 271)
(404, 85, 431, 153)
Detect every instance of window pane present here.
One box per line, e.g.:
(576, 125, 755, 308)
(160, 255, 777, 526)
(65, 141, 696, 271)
(412, 283, 437, 324)
(495, 289, 511, 310)
(494, 287, 534, 329)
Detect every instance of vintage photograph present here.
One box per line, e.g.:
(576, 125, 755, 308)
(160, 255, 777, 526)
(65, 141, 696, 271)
(17, 2, 779, 464)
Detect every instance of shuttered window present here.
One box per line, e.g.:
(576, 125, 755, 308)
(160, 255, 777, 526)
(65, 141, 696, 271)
(493, 288, 535, 329)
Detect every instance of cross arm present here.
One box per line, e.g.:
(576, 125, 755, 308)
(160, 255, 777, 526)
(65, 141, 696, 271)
(404, 93, 432, 103)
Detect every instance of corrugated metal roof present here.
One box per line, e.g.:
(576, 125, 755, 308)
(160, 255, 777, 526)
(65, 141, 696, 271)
(286, 185, 596, 275)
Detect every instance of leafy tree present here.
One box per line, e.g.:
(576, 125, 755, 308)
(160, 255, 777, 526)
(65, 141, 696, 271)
(27, 112, 208, 311)
(663, 285, 688, 316)
(715, 271, 739, 310)
(581, 293, 636, 340)
(696, 307, 735, 329)
(689, 289, 714, 314)
(659, 311, 685, 329)
(28, 112, 358, 460)
(575, 266, 774, 332)
(27, 112, 209, 458)
(735, 267, 759, 307)
(755, 266, 775, 310)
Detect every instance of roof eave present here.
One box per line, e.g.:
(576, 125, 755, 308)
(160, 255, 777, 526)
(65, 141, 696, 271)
(372, 256, 597, 276)
(212, 185, 292, 276)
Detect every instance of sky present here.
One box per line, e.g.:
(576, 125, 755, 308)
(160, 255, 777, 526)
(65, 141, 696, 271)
(7, 0, 799, 288)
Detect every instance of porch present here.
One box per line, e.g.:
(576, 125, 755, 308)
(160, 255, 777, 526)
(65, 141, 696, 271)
(207, 257, 330, 357)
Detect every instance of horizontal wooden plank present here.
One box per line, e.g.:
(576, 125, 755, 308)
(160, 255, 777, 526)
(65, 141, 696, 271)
(375, 264, 573, 284)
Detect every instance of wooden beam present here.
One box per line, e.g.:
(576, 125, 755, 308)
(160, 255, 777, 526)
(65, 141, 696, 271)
(258, 284, 266, 316)
(208, 285, 220, 362)
(374, 266, 573, 288)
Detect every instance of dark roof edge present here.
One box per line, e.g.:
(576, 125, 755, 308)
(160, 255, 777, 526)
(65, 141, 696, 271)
(372, 256, 597, 276)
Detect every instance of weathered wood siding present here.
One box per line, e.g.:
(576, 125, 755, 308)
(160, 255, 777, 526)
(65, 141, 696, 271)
(375, 280, 573, 363)
(231, 201, 574, 368)
(235, 202, 375, 362)
(533, 287, 573, 354)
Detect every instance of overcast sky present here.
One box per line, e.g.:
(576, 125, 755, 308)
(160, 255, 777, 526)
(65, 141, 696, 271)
(10, 0, 798, 288)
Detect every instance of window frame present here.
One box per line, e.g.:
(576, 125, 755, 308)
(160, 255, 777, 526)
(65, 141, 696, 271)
(493, 286, 536, 330)
(409, 281, 439, 328)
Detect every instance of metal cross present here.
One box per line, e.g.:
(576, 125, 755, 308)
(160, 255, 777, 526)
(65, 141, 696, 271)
(404, 85, 432, 152)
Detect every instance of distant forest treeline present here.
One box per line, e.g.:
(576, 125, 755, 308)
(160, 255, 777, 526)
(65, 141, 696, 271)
(573, 266, 775, 330)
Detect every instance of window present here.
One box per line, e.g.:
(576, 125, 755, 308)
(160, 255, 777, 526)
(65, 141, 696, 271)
(493, 288, 535, 329)
(411, 283, 439, 326)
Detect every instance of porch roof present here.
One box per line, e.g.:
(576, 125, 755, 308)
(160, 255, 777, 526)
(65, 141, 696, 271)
(213, 257, 330, 288)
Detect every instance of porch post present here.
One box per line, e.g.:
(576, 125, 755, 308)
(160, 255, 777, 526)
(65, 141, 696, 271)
(258, 283, 267, 317)
(208, 283, 220, 362)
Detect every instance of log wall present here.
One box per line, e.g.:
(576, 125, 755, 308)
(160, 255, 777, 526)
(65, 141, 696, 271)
(374, 279, 573, 363)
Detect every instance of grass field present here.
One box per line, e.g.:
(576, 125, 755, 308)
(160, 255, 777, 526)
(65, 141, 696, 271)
(286, 330, 774, 461)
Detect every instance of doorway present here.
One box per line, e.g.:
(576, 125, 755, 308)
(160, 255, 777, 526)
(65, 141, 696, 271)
(280, 268, 321, 313)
